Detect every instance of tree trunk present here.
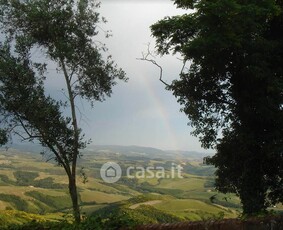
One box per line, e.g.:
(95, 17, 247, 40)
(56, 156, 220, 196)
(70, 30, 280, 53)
(240, 153, 267, 215)
(60, 58, 81, 223)
(69, 175, 81, 223)
(240, 180, 267, 214)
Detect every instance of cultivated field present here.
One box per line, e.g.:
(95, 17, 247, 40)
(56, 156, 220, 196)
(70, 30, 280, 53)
(0, 145, 279, 226)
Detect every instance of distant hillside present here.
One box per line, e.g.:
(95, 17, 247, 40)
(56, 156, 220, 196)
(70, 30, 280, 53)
(165, 150, 213, 160)
(86, 145, 213, 160)
(4, 143, 44, 154)
(7, 143, 212, 160)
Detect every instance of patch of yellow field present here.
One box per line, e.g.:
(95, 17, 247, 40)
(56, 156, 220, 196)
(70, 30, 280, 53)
(153, 199, 237, 219)
(79, 178, 120, 193)
(137, 177, 160, 186)
(33, 172, 68, 185)
(129, 200, 162, 209)
(80, 190, 129, 204)
(0, 186, 67, 198)
(0, 170, 16, 181)
(0, 200, 9, 210)
(188, 161, 203, 166)
(156, 177, 206, 191)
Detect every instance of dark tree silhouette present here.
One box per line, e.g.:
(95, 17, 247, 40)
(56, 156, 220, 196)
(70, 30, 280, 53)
(150, 0, 283, 214)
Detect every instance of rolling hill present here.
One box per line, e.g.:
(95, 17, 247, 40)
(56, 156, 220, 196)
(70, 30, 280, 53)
(0, 145, 281, 228)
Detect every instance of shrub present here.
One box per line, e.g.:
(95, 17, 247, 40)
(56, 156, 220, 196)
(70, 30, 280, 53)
(25, 191, 71, 210)
(13, 171, 38, 186)
(0, 194, 28, 211)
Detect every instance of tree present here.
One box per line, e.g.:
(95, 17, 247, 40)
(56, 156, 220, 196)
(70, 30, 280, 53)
(0, 128, 8, 145)
(150, 0, 283, 214)
(0, 0, 126, 223)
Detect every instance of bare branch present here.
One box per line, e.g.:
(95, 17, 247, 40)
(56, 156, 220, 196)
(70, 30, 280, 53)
(17, 117, 42, 140)
(46, 155, 56, 163)
(179, 58, 187, 75)
(69, 53, 85, 81)
(14, 132, 41, 141)
(137, 44, 170, 87)
(71, 78, 80, 88)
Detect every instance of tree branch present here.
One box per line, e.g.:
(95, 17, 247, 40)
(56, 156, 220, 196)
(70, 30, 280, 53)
(60, 57, 80, 176)
(16, 117, 42, 140)
(137, 44, 170, 87)
(178, 58, 187, 75)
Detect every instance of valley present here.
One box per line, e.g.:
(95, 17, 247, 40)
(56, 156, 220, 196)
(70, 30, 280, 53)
(0, 145, 281, 228)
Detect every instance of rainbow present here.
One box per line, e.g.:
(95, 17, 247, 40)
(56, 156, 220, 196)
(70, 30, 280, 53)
(140, 75, 179, 150)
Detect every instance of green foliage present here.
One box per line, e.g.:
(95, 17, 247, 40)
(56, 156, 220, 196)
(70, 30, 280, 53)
(0, 210, 74, 230)
(203, 178, 215, 188)
(151, 0, 283, 214)
(1, 210, 282, 230)
(0, 174, 15, 185)
(182, 163, 215, 176)
(24, 220, 79, 230)
(91, 202, 183, 229)
(209, 194, 241, 209)
(0, 40, 78, 167)
(190, 210, 225, 221)
(0, 128, 8, 145)
(13, 171, 38, 186)
(0, 149, 248, 227)
(1, 171, 67, 189)
(0, 0, 126, 223)
(25, 191, 72, 210)
(0, 204, 229, 230)
(118, 178, 185, 198)
(140, 184, 185, 198)
(0, 194, 28, 211)
(33, 177, 68, 189)
(0, 202, 181, 230)
(0, 0, 127, 103)
(137, 205, 183, 223)
(126, 194, 166, 204)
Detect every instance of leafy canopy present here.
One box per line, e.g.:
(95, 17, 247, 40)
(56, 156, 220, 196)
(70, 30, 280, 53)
(0, 0, 126, 102)
(151, 0, 283, 214)
(0, 0, 126, 164)
(0, 0, 126, 222)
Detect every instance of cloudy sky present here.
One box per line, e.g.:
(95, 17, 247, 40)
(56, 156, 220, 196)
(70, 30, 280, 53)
(49, 0, 208, 152)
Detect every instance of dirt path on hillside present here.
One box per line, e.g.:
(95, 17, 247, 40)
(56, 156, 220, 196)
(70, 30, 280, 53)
(129, 200, 162, 209)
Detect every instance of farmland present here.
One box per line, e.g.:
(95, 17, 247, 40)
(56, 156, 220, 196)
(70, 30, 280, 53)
(0, 145, 280, 227)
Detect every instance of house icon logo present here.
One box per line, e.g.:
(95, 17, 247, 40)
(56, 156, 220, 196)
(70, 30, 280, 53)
(106, 166, 117, 177)
(100, 162, 122, 183)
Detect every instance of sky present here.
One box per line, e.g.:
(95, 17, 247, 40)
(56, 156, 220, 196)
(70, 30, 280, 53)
(47, 0, 208, 152)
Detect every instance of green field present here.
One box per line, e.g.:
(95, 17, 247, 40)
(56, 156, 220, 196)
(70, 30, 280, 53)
(0, 147, 280, 228)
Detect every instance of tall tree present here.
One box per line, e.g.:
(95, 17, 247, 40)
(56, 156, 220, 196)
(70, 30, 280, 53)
(0, 0, 126, 222)
(150, 0, 283, 214)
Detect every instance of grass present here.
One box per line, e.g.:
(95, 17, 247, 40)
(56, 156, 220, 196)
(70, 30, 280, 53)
(0, 210, 69, 228)
(80, 204, 106, 215)
(137, 177, 160, 186)
(80, 190, 129, 204)
(156, 176, 206, 191)
(80, 178, 120, 193)
(1, 148, 283, 230)
(0, 200, 9, 210)
(25, 191, 72, 210)
(183, 190, 215, 200)
(154, 199, 222, 212)
(0, 210, 46, 227)
(1, 147, 281, 228)
(0, 170, 16, 181)
(153, 199, 237, 220)
(0, 194, 29, 211)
